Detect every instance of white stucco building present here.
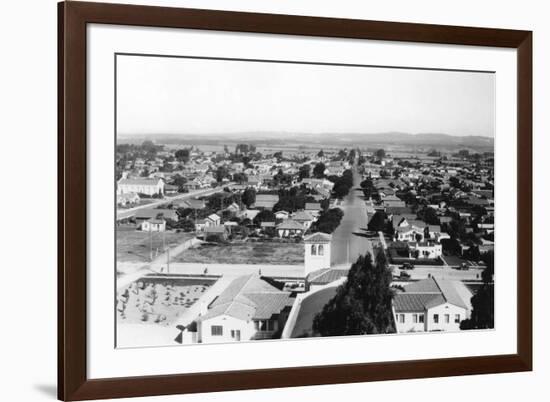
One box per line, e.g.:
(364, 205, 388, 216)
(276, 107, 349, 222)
(196, 275, 293, 344)
(117, 177, 165, 196)
(303, 232, 332, 276)
(392, 277, 472, 333)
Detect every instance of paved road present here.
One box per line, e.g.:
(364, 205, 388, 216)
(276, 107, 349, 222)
(116, 183, 234, 220)
(330, 164, 373, 266)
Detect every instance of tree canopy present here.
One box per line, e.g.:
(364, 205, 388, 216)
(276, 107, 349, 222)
(175, 148, 190, 162)
(460, 251, 494, 330)
(375, 149, 386, 159)
(313, 252, 396, 336)
(253, 210, 276, 226)
(311, 208, 344, 234)
(241, 187, 256, 208)
(313, 162, 326, 178)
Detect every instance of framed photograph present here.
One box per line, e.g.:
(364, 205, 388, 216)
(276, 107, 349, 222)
(58, 1, 532, 400)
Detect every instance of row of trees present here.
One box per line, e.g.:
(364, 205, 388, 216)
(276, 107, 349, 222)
(330, 169, 354, 199)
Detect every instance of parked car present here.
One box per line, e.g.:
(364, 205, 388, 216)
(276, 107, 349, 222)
(401, 262, 415, 270)
(398, 271, 411, 279)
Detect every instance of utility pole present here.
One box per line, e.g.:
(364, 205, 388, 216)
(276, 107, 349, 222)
(149, 227, 153, 262)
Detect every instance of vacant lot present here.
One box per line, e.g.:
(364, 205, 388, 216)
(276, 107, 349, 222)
(117, 225, 194, 263)
(174, 241, 305, 265)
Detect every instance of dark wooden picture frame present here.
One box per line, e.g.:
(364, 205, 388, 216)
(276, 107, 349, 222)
(58, 1, 532, 400)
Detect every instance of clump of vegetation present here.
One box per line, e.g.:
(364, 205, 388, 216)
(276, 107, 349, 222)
(313, 252, 396, 336)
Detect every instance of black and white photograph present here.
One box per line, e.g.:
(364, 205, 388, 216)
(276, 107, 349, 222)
(115, 54, 495, 348)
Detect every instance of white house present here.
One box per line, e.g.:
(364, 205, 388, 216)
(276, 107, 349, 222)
(276, 219, 305, 238)
(196, 275, 293, 343)
(117, 177, 164, 196)
(195, 213, 222, 232)
(395, 224, 425, 242)
(117, 192, 140, 207)
(392, 277, 472, 333)
(303, 232, 332, 276)
(409, 241, 443, 259)
(291, 210, 315, 230)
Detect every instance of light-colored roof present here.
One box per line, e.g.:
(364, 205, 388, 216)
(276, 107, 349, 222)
(393, 277, 468, 312)
(292, 210, 314, 221)
(277, 219, 304, 230)
(206, 213, 220, 221)
(255, 194, 279, 202)
(393, 293, 445, 312)
(198, 275, 292, 322)
(304, 232, 332, 243)
(305, 203, 321, 210)
(254, 201, 277, 209)
(204, 225, 226, 233)
(119, 178, 162, 186)
(306, 268, 348, 285)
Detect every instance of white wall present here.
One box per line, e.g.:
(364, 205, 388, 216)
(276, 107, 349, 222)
(426, 303, 465, 332)
(1, 1, 547, 402)
(199, 315, 256, 343)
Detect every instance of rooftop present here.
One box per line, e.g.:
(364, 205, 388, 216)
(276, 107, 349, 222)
(198, 275, 292, 322)
(393, 277, 469, 313)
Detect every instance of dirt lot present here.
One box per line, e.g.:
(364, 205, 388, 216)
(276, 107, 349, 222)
(116, 225, 194, 263)
(117, 279, 209, 325)
(174, 241, 305, 265)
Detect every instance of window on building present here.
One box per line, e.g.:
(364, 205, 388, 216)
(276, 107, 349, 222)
(444, 314, 450, 324)
(413, 314, 418, 323)
(211, 325, 223, 336)
(255, 320, 275, 332)
(399, 314, 405, 323)
(231, 330, 241, 341)
(455, 314, 461, 323)
(419, 314, 425, 323)
(433, 314, 439, 324)
(318, 245, 324, 256)
(311, 245, 317, 255)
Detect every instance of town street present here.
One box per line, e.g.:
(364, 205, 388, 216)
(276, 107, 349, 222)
(330, 164, 374, 266)
(116, 183, 234, 221)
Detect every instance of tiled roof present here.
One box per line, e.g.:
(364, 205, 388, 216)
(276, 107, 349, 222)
(393, 277, 468, 312)
(306, 268, 349, 285)
(199, 275, 292, 322)
(402, 277, 441, 293)
(303, 232, 332, 243)
(393, 293, 444, 312)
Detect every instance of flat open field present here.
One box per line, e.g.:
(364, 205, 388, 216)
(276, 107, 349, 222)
(174, 241, 305, 265)
(116, 225, 194, 263)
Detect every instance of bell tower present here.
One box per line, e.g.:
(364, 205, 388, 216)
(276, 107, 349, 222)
(303, 232, 332, 276)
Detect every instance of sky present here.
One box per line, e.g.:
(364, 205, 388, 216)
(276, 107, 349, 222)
(116, 54, 495, 138)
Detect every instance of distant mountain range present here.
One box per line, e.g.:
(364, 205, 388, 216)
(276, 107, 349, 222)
(119, 132, 494, 150)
